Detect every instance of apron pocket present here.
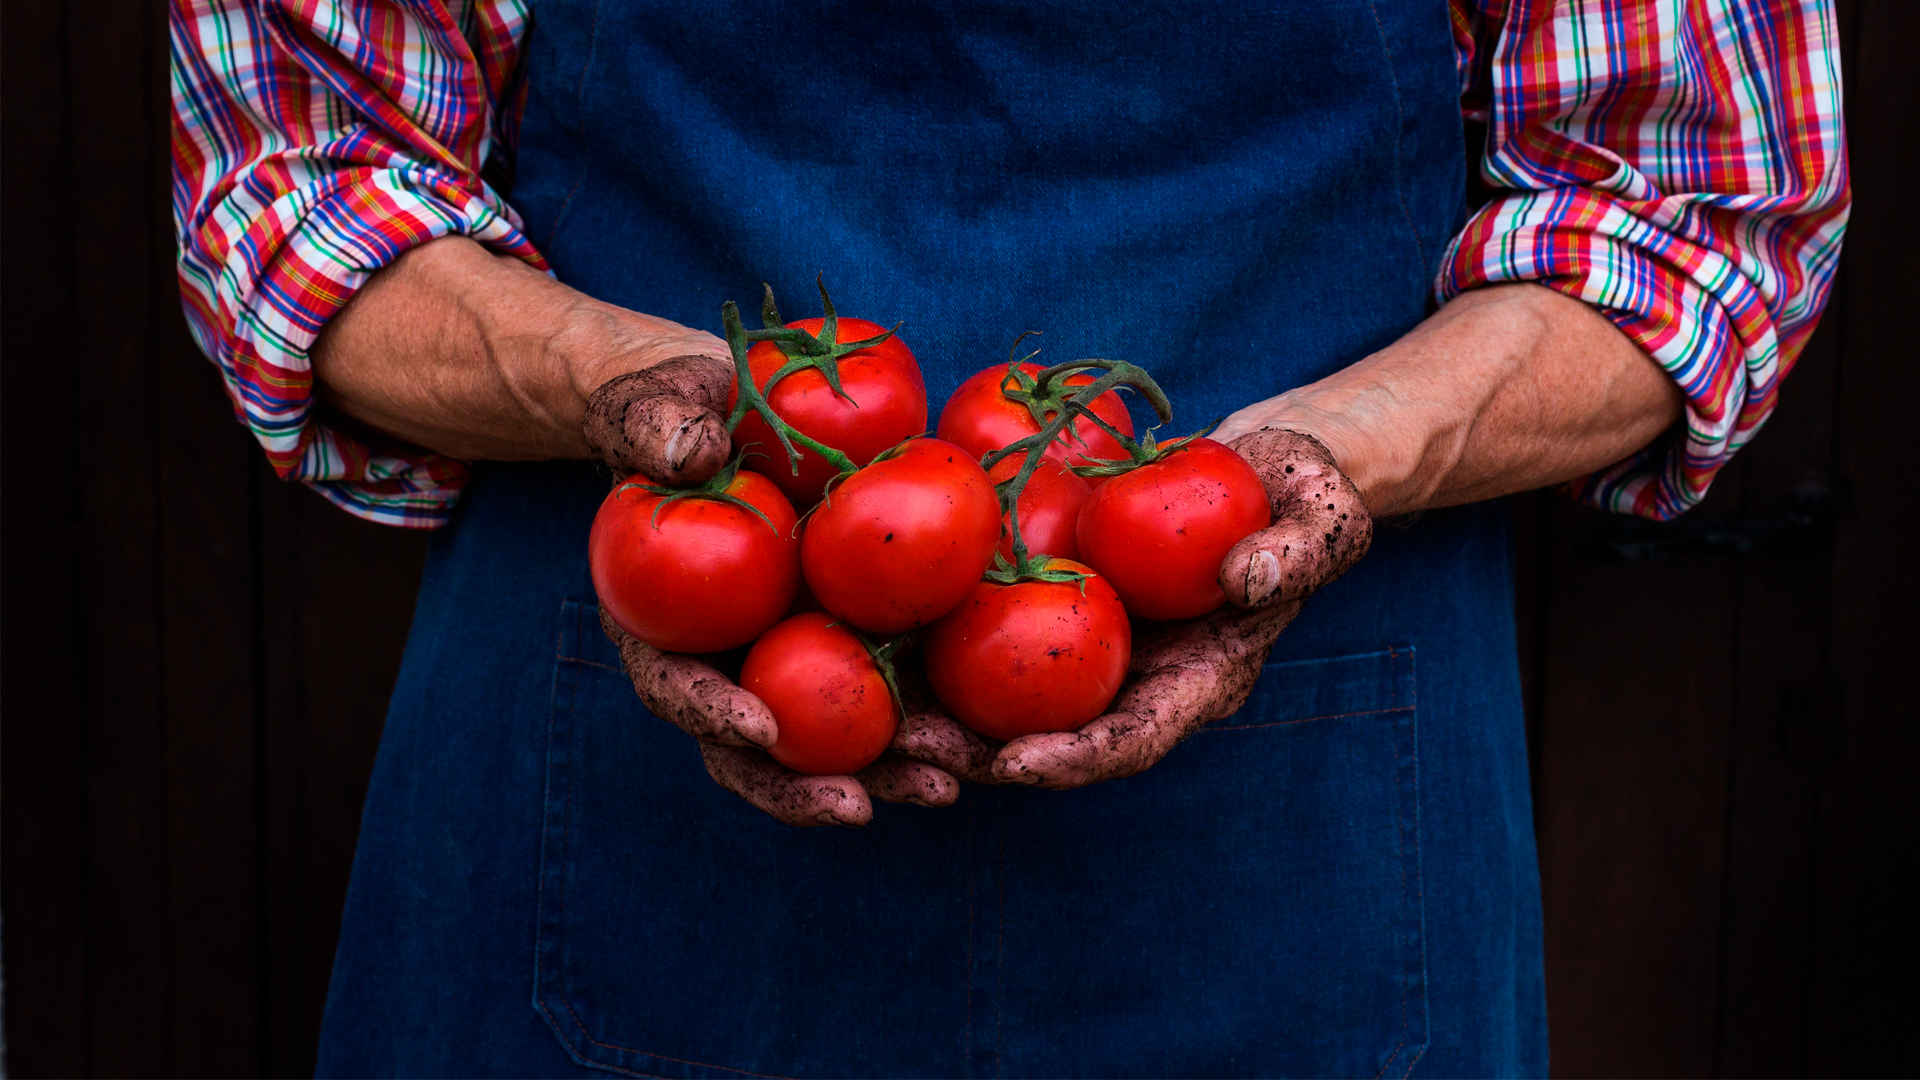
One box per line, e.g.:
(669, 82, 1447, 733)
(987, 646, 1426, 1078)
(536, 599, 1422, 1078)
(534, 600, 979, 1079)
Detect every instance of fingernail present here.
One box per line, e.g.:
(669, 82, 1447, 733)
(1245, 548, 1281, 605)
(664, 416, 698, 471)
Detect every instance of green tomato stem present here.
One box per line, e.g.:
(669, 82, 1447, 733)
(977, 356, 1184, 583)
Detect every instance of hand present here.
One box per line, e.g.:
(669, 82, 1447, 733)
(584, 368, 992, 825)
(989, 428, 1372, 788)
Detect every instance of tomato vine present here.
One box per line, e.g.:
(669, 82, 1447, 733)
(978, 353, 1216, 584)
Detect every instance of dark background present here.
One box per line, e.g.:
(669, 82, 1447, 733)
(3, 1, 1914, 1076)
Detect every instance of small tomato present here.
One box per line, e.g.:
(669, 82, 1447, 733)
(936, 361, 1135, 485)
(923, 559, 1131, 742)
(588, 469, 800, 653)
(1075, 438, 1271, 621)
(801, 438, 1001, 634)
(731, 316, 927, 507)
(741, 612, 899, 775)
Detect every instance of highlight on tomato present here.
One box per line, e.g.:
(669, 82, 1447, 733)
(588, 460, 800, 654)
(1075, 437, 1272, 621)
(739, 612, 901, 775)
(727, 282, 927, 507)
(922, 559, 1131, 742)
(937, 356, 1135, 483)
(801, 437, 1002, 635)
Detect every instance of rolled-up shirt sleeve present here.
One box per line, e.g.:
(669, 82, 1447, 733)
(171, 0, 541, 527)
(1440, 0, 1849, 519)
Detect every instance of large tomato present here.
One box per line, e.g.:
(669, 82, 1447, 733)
(987, 455, 1091, 565)
(936, 361, 1135, 483)
(730, 316, 927, 507)
(801, 437, 1001, 634)
(589, 469, 800, 654)
(1075, 438, 1271, 621)
(922, 559, 1131, 742)
(740, 612, 898, 775)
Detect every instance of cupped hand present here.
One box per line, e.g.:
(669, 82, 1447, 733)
(585, 366, 986, 826)
(990, 428, 1372, 789)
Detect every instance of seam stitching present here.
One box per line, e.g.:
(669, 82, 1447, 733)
(1362, 0, 1430, 270)
(1197, 704, 1414, 732)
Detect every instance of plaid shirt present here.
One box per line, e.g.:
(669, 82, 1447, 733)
(171, 0, 1848, 527)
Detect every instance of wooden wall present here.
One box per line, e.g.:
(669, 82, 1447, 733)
(2, 1, 1913, 1076)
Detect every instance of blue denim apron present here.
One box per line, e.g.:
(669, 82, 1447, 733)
(317, 3, 1547, 1076)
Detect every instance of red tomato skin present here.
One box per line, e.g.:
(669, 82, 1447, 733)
(729, 317, 928, 507)
(588, 470, 801, 654)
(935, 362, 1135, 485)
(987, 455, 1091, 564)
(741, 612, 899, 775)
(801, 438, 1002, 634)
(1075, 438, 1272, 621)
(923, 560, 1131, 742)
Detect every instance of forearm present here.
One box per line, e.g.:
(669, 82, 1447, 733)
(310, 236, 728, 461)
(1216, 284, 1683, 518)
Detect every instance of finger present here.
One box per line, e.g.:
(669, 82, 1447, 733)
(990, 710, 1165, 789)
(992, 653, 1214, 789)
(856, 752, 961, 807)
(1221, 428, 1372, 609)
(892, 710, 1002, 783)
(602, 608, 777, 748)
(991, 603, 1300, 789)
(700, 744, 873, 827)
(583, 355, 734, 485)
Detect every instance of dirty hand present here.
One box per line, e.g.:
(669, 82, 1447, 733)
(584, 361, 993, 825)
(989, 428, 1372, 788)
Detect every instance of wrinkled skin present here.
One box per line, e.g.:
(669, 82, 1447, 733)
(587, 366, 1371, 818)
(581, 356, 735, 486)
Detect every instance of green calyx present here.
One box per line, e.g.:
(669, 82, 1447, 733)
(1063, 419, 1222, 479)
(618, 451, 781, 534)
(837, 622, 912, 720)
(719, 277, 894, 493)
(994, 332, 1075, 431)
(981, 550, 1094, 590)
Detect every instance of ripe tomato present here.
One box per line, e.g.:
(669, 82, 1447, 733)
(935, 362, 1135, 483)
(923, 559, 1131, 742)
(1075, 438, 1271, 621)
(589, 469, 800, 654)
(802, 437, 1001, 634)
(987, 455, 1091, 565)
(741, 612, 899, 775)
(730, 316, 928, 507)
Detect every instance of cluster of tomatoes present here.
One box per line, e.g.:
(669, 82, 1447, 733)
(589, 285, 1272, 776)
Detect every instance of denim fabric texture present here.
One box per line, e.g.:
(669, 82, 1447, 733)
(317, 2, 1547, 1075)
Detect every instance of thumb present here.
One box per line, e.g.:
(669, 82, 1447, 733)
(1219, 427, 1372, 609)
(583, 354, 734, 485)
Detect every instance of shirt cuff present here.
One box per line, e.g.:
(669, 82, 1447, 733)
(1436, 188, 1789, 521)
(199, 162, 545, 528)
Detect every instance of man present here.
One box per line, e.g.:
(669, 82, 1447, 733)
(173, 0, 1846, 1074)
